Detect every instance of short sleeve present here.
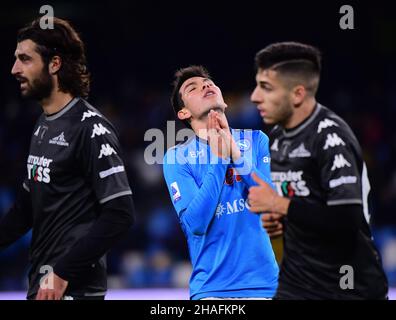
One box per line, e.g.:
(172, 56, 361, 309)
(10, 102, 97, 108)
(78, 118, 132, 204)
(316, 125, 363, 206)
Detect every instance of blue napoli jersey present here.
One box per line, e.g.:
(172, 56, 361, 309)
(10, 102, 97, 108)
(163, 129, 279, 300)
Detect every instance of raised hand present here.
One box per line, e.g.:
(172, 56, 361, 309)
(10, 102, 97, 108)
(248, 172, 290, 215)
(207, 110, 231, 160)
(248, 172, 278, 213)
(214, 112, 241, 162)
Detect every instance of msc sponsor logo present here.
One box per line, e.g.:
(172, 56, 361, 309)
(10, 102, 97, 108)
(27, 155, 53, 183)
(215, 198, 250, 218)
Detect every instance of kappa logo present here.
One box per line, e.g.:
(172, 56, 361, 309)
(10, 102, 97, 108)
(270, 139, 279, 152)
(323, 133, 346, 150)
(91, 123, 111, 138)
(49, 132, 69, 147)
(81, 110, 102, 122)
(288, 143, 311, 158)
(317, 118, 339, 133)
(98, 144, 117, 159)
(331, 154, 351, 171)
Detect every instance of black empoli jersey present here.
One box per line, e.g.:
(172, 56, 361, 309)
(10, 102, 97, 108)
(270, 103, 388, 299)
(23, 98, 132, 298)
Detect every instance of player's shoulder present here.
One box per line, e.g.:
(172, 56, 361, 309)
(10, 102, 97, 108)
(72, 98, 110, 126)
(163, 135, 196, 167)
(255, 129, 269, 141)
(231, 128, 269, 145)
(314, 104, 359, 143)
(69, 98, 119, 138)
(310, 104, 363, 159)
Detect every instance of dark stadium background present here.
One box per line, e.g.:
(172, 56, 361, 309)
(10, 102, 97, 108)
(0, 0, 395, 298)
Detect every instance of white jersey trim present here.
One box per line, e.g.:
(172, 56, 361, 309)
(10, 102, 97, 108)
(45, 98, 79, 121)
(327, 199, 363, 206)
(99, 190, 132, 204)
(84, 291, 107, 297)
(283, 104, 322, 138)
(361, 163, 371, 224)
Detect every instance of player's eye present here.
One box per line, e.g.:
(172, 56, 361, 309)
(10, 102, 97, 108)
(188, 87, 196, 93)
(261, 84, 272, 91)
(19, 55, 30, 62)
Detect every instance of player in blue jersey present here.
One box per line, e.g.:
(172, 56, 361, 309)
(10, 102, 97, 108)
(163, 65, 279, 300)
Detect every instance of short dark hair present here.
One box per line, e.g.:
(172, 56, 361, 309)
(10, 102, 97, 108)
(255, 42, 322, 95)
(171, 65, 211, 127)
(17, 17, 90, 98)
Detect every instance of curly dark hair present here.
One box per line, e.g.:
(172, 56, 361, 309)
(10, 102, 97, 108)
(17, 17, 90, 98)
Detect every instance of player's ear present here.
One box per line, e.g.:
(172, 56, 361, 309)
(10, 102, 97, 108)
(48, 55, 62, 75)
(177, 108, 191, 121)
(291, 85, 306, 105)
